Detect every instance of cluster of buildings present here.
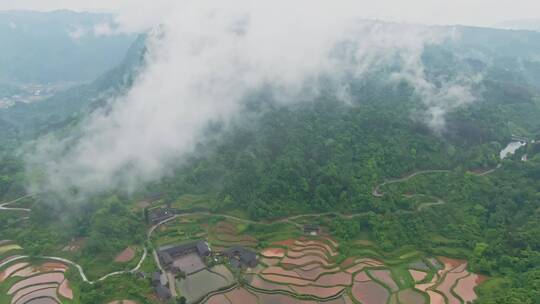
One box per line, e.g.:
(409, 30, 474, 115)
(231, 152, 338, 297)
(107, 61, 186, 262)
(150, 239, 258, 300)
(146, 206, 175, 225)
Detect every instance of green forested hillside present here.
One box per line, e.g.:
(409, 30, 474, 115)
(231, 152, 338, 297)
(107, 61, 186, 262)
(1, 25, 539, 303)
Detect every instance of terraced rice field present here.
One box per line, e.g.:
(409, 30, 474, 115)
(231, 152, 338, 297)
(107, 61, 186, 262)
(247, 237, 381, 301)
(204, 287, 355, 304)
(368, 269, 399, 291)
(396, 288, 425, 304)
(209, 221, 258, 248)
(411, 257, 485, 304)
(352, 280, 389, 304)
(177, 266, 234, 303)
(1, 260, 74, 303)
(409, 269, 427, 282)
(241, 237, 488, 304)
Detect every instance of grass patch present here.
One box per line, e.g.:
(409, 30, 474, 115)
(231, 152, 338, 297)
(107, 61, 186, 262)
(171, 194, 217, 210)
(0, 244, 22, 255)
(390, 266, 414, 289)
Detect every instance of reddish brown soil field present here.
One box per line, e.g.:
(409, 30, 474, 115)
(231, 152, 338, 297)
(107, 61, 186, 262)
(223, 287, 258, 303)
(356, 258, 383, 266)
(397, 288, 425, 304)
(340, 257, 356, 268)
(115, 247, 136, 263)
(320, 295, 352, 304)
(248, 275, 294, 292)
(26, 298, 59, 304)
(436, 270, 469, 304)
(453, 273, 481, 303)
(41, 262, 68, 272)
(0, 262, 29, 282)
(11, 283, 58, 303)
(449, 262, 468, 273)
(291, 285, 344, 298)
(415, 273, 438, 292)
(58, 279, 73, 299)
(205, 294, 231, 304)
(12, 266, 40, 277)
(281, 255, 330, 267)
(288, 248, 328, 258)
(368, 270, 399, 291)
(0, 255, 20, 267)
(261, 273, 311, 286)
(345, 262, 370, 274)
(438, 257, 466, 271)
(260, 257, 280, 266)
(409, 269, 427, 282)
(351, 281, 389, 304)
(354, 271, 371, 282)
(254, 292, 317, 304)
(261, 248, 285, 258)
(14, 287, 60, 304)
(8, 272, 65, 294)
(300, 263, 325, 271)
(294, 240, 336, 256)
(294, 266, 340, 280)
(427, 290, 445, 304)
(263, 266, 304, 278)
(12, 262, 67, 277)
(315, 272, 352, 286)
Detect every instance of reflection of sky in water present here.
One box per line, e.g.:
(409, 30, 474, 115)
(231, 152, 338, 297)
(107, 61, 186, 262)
(500, 141, 526, 159)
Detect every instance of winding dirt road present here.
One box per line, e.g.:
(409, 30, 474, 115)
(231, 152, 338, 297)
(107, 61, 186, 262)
(0, 194, 34, 212)
(1, 164, 501, 285)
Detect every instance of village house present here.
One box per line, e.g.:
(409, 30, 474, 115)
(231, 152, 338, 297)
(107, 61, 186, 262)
(303, 224, 321, 236)
(150, 271, 171, 300)
(146, 206, 174, 225)
(223, 246, 257, 268)
(158, 240, 211, 274)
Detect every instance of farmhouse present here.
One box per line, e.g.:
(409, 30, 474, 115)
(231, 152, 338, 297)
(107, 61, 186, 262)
(158, 240, 211, 274)
(155, 284, 171, 300)
(150, 271, 171, 300)
(303, 224, 321, 236)
(146, 206, 174, 224)
(223, 246, 257, 268)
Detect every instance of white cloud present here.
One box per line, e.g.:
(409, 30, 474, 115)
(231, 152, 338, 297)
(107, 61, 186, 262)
(25, 1, 483, 197)
(1, 0, 540, 28)
(93, 22, 113, 36)
(68, 26, 86, 39)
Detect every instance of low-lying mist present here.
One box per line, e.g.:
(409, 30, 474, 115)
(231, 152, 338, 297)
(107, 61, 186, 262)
(24, 1, 481, 199)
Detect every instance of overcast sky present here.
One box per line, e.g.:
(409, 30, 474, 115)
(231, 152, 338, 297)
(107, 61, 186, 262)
(1, 0, 539, 28)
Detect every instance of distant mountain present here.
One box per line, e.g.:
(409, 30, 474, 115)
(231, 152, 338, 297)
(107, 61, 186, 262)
(0, 10, 136, 85)
(495, 19, 540, 32)
(0, 34, 146, 143)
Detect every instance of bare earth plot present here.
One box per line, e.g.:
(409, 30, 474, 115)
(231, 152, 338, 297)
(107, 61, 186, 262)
(0, 243, 75, 304)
